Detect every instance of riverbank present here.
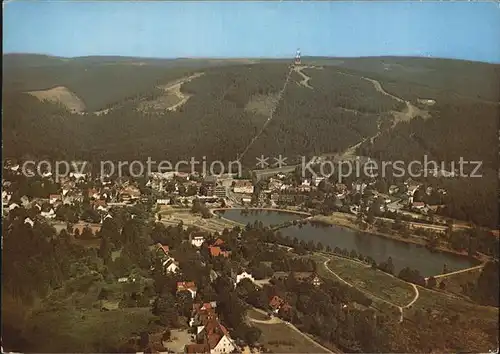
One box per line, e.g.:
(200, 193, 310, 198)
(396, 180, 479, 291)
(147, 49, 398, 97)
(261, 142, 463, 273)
(311, 213, 486, 264)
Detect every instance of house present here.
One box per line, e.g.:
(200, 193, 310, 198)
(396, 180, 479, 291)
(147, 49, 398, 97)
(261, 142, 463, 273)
(269, 295, 291, 314)
(93, 199, 108, 211)
(24, 217, 34, 227)
(232, 270, 255, 287)
(185, 343, 210, 354)
(156, 198, 170, 205)
(233, 180, 254, 194)
(196, 317, 236, 354)
(212, 238, 224, 246)
(301, 179, 311, 187)
(209, 246, 231, 258)
(388, 185, 400, 195)
(41, 208, 56, 219)
(214, 186, 228, 199)
(49, 194, 60, 204)
(190, 232, 206, 248)
(162, 258, 180, 274)
(87, 188, 100, 199)
(241, 197, 252, 204)
(177, 281, 197, 299)
(189, 302, 218, 328)
(412, 201, 426, 210)
(8, 203, 20, 211)
(156, 243, 170, 256)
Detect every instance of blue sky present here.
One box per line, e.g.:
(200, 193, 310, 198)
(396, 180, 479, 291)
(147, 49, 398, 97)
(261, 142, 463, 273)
(4, 1, 500, 63)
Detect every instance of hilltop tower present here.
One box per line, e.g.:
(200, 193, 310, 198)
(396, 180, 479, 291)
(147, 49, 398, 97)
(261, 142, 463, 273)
(294, 48, 301, 65)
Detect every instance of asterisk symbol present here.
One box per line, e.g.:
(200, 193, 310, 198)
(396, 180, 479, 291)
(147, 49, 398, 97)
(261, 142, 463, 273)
(255, 155, 269, 169)
(273, 155, 288, 168)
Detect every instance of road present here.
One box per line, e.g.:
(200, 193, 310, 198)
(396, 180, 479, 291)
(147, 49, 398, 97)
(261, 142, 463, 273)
(160, 72, 205, 112)
(293, 66, 313, 89)
(426, 264, 485, 281)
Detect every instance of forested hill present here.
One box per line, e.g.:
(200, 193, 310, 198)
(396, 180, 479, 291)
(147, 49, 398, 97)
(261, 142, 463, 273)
(3, 55, 499, 227)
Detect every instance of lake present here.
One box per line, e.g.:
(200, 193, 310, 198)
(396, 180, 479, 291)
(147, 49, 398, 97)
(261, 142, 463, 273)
(216, 209, 476, 277)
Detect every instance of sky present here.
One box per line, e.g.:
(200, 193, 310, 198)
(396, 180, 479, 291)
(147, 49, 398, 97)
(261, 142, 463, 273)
(3, 1, 500, 63)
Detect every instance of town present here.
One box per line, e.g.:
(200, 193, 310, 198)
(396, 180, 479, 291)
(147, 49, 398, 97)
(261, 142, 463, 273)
(2, 157, 498, 353)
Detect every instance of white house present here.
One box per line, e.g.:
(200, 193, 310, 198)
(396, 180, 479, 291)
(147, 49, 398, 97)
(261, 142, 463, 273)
(211, 334, 236, 354)
(162, 258, 180, 274)
(41, 208, 56, 219)
(191, 235, 205, 248)
(8, 203, 20, 211)
(233, 271, 255, 287)
(233, 180, 254, 194)
(156, 198, 170, 205)
(24, 217, 34, 227)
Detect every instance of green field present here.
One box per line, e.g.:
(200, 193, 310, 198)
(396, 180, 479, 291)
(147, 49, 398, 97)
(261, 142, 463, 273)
(326, 257, 415, 307)
(27, 307, 154, 352)
(312, 254, 415, 307)
(252, 322, 330, 353)
(247, 308, 271, 321)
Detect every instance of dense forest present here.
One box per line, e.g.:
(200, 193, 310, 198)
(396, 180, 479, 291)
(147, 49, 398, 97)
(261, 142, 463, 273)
(3, 55, 498, 226)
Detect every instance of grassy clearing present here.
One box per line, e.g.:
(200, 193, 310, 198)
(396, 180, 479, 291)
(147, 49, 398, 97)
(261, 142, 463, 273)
(311, 253, 414, 306)
(324, 256, 415, 307)
(252, 322, 330, 353)
(247, 308, 271, 321)
(312, 254, 400, 317)
(26, 307, 154, 352)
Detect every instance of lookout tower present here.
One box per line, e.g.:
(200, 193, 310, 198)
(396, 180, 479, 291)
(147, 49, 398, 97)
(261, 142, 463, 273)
(294, 48, 301, 65)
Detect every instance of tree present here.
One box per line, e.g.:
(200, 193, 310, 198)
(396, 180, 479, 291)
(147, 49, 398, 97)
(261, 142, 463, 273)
(152, 293, 178, 327)
(139, 331, 149, 350)
(427, 276, 437, 288)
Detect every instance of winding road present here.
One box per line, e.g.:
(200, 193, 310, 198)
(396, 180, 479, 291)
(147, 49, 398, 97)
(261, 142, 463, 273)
(293, 66, 314, 89)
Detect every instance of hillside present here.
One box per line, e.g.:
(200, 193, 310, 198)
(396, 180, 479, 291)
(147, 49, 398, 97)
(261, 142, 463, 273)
(3, 54, 499, 226)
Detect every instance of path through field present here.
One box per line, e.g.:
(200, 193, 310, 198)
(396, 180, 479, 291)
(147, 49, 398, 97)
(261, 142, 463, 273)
(293, 66, 313, 89)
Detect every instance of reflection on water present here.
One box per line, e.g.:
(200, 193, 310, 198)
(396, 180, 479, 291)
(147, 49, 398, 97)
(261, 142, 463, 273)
(217, 209, 476, 277)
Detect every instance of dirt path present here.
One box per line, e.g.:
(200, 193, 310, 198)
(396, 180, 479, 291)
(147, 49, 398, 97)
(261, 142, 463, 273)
(158, 72, 204, 112)
(334, 71, 430, 158)
(425, 264, 485, 281)
(293, 66, 313, 89)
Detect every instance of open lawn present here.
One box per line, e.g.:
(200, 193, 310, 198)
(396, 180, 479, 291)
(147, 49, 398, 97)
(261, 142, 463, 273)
(252, 322, 330, 353)
(324, 256, 415, 307)
(25, 307, 155, 352)
(310, 253, 414, 312)
(247, 308, 271, 321)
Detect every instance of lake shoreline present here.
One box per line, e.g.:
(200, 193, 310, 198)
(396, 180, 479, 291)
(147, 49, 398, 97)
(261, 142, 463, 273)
(311, 213, 485, 265)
